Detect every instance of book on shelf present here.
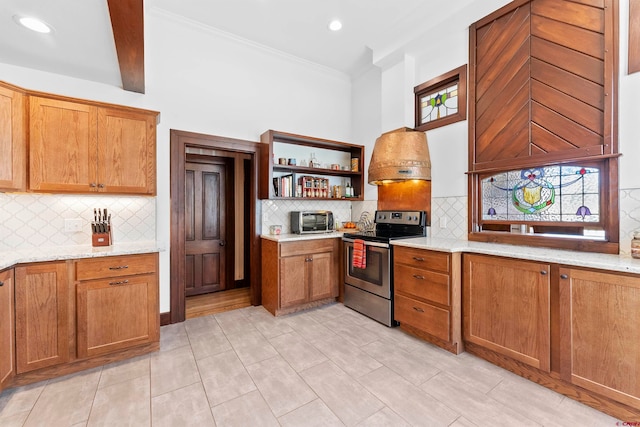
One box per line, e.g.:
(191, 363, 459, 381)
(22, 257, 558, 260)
(273, 174, 294, 197)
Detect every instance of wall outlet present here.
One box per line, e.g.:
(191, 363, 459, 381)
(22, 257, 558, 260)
(64, 218, 83, 232)
(262, 212, 269, 223)
(439, 217, 448, 229)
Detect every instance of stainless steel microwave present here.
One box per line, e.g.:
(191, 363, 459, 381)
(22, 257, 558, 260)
(290, 211, 334, 234)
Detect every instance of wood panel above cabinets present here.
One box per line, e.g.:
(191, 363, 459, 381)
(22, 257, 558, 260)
(469, 0, 618, 172)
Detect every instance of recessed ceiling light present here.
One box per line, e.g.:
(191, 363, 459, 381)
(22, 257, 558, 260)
(13, 15, 53, 34)
(328, 19, 342, 32)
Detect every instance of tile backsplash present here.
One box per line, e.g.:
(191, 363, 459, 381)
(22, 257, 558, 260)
(0, 193, 156, 251)
(261, 199, 378, 234)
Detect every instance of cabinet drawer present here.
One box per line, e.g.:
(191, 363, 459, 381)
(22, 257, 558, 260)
(279, 239, 337, 257)
(75, 253, 157, 281)
(394, 246, 449, 273)
(395, 294, 450, 342)
(395, 265, 450, 306)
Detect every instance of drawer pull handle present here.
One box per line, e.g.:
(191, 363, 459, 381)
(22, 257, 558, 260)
(413, 307, 424, 313)
(560, 274, 568, 279)
(413, 257, 424, 262)
(109, 265, 129, 270)
(413, 274, 424, 280)
(109, 279, 129, 286)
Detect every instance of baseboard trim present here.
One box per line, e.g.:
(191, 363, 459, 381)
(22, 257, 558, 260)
(160, 312, 171, 326)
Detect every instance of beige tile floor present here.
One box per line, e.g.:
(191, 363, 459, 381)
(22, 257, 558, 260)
(0, 303, 623, 426)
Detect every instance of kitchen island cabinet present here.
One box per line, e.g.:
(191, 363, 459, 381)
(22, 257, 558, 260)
(75, 253, 159, 358)
(0, 82, 26, 192)
(262, 237, 340, 316)
(393, 246, 462, 354)
(15, 262, 69, 373)
(0, 268, 15, 391)
(29, 94, 157, 195)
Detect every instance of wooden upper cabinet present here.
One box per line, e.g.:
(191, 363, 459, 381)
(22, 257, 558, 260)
(469, 0, 616, 172)
(29, 94, 157, 195)
(0, 83, 26, 191)
(29, 96, 98, 192)
(97, 107, 156, 194)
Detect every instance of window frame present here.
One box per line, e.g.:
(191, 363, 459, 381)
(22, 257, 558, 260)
(414, 64, 467, 132)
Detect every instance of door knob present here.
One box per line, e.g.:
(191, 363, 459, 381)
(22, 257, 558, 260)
(219, 240, 226, 246)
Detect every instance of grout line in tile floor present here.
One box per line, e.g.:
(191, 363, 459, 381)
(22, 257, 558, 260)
(0, 303, 622, 427)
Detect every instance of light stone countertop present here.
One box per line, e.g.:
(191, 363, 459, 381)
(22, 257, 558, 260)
(260, 232, 344, 242)
(0, 241, 163, 271)
(393, 236, 640, 275)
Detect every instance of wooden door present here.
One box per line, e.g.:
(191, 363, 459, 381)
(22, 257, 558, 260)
(185, 160, 229, 296)
(463, 254, 551, 372)
(76, 273, 159, 358)
(15, 262, 69, 373)
(559, 267, 640, 409)
(0, 269, 14, 390)
(280, 255, 308, 308)
(308, 251, 335, 301)
(97, 107, 156, 194)
(0, 83, 26, 191)
(29, 96, 98, 192)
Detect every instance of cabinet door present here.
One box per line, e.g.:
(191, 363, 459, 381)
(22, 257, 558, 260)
(280, 255, 308, 308)
(76, 273, 159, 358)
(15, 262, 69, 373)
(559, 267, 640, 408)
(97, 107, 156, 194)
(463, 254, 551, 371)
(0, 84, 26, 191)
(308, 251, 336, 301)
(0, 269, 14, 390)
(29, 96, 98, 192)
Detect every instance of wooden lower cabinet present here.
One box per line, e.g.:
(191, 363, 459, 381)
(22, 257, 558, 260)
(0, 269, 15, 391)
(15, 262, 69, 373)
(559, 267, 640, 410)
(393, 246, 462, 354)
(262, 238, 339, 316)
(4, 253, 159, 391)
(463, 254, 551, 372)
(74, 253, 159, 358)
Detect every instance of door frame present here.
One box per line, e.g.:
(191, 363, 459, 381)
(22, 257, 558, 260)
(170, 129, 261, 324)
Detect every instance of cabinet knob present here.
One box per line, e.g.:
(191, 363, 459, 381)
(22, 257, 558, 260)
(305, 257, 313, 262)
(0, 281, 3, 287)
(109, 279, 129, 286)
(413, 257, 424, 262)
(108, 265, 129, 270)
(413, 306, 425, 313)
(90, 183, 97, 188)
(413, 274, 425, 280)
(540, 270, 548, 275)
(560, 274, 568, 279)
(98, 183, 105, 189)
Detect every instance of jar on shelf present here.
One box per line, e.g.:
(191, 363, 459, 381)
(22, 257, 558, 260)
(632, 231, 640, 259)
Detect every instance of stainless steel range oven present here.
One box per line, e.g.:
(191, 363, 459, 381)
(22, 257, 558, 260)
(343, 210, 426, 326)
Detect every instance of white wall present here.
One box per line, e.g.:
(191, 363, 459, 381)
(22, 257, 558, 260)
(0, 9, 353, 312)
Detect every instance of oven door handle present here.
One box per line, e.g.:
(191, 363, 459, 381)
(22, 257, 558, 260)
(342, 238, 390, 249)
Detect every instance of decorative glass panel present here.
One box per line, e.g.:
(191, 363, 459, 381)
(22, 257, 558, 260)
(482, 165, 600, 223)
(420, 84, 458, 124)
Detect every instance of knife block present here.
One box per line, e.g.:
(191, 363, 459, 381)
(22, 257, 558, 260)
(92, 231, 112, 247)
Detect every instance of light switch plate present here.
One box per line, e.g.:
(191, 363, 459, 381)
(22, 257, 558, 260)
(439, 217, 448, 229)
(64, 218, 83, 232)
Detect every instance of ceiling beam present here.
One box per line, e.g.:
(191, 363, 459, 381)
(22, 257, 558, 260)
(107, 0, 145, 93)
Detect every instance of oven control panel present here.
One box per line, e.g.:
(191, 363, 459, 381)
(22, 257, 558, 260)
(375, 210, 426, 226)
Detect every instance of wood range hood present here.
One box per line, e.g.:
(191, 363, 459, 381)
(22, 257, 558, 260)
(107, 0, 145, 94)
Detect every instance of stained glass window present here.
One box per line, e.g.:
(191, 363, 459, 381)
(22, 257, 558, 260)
(481, 165, 600, 223)
(414, 65, 467, 132)
(420, 84, 458, 124)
